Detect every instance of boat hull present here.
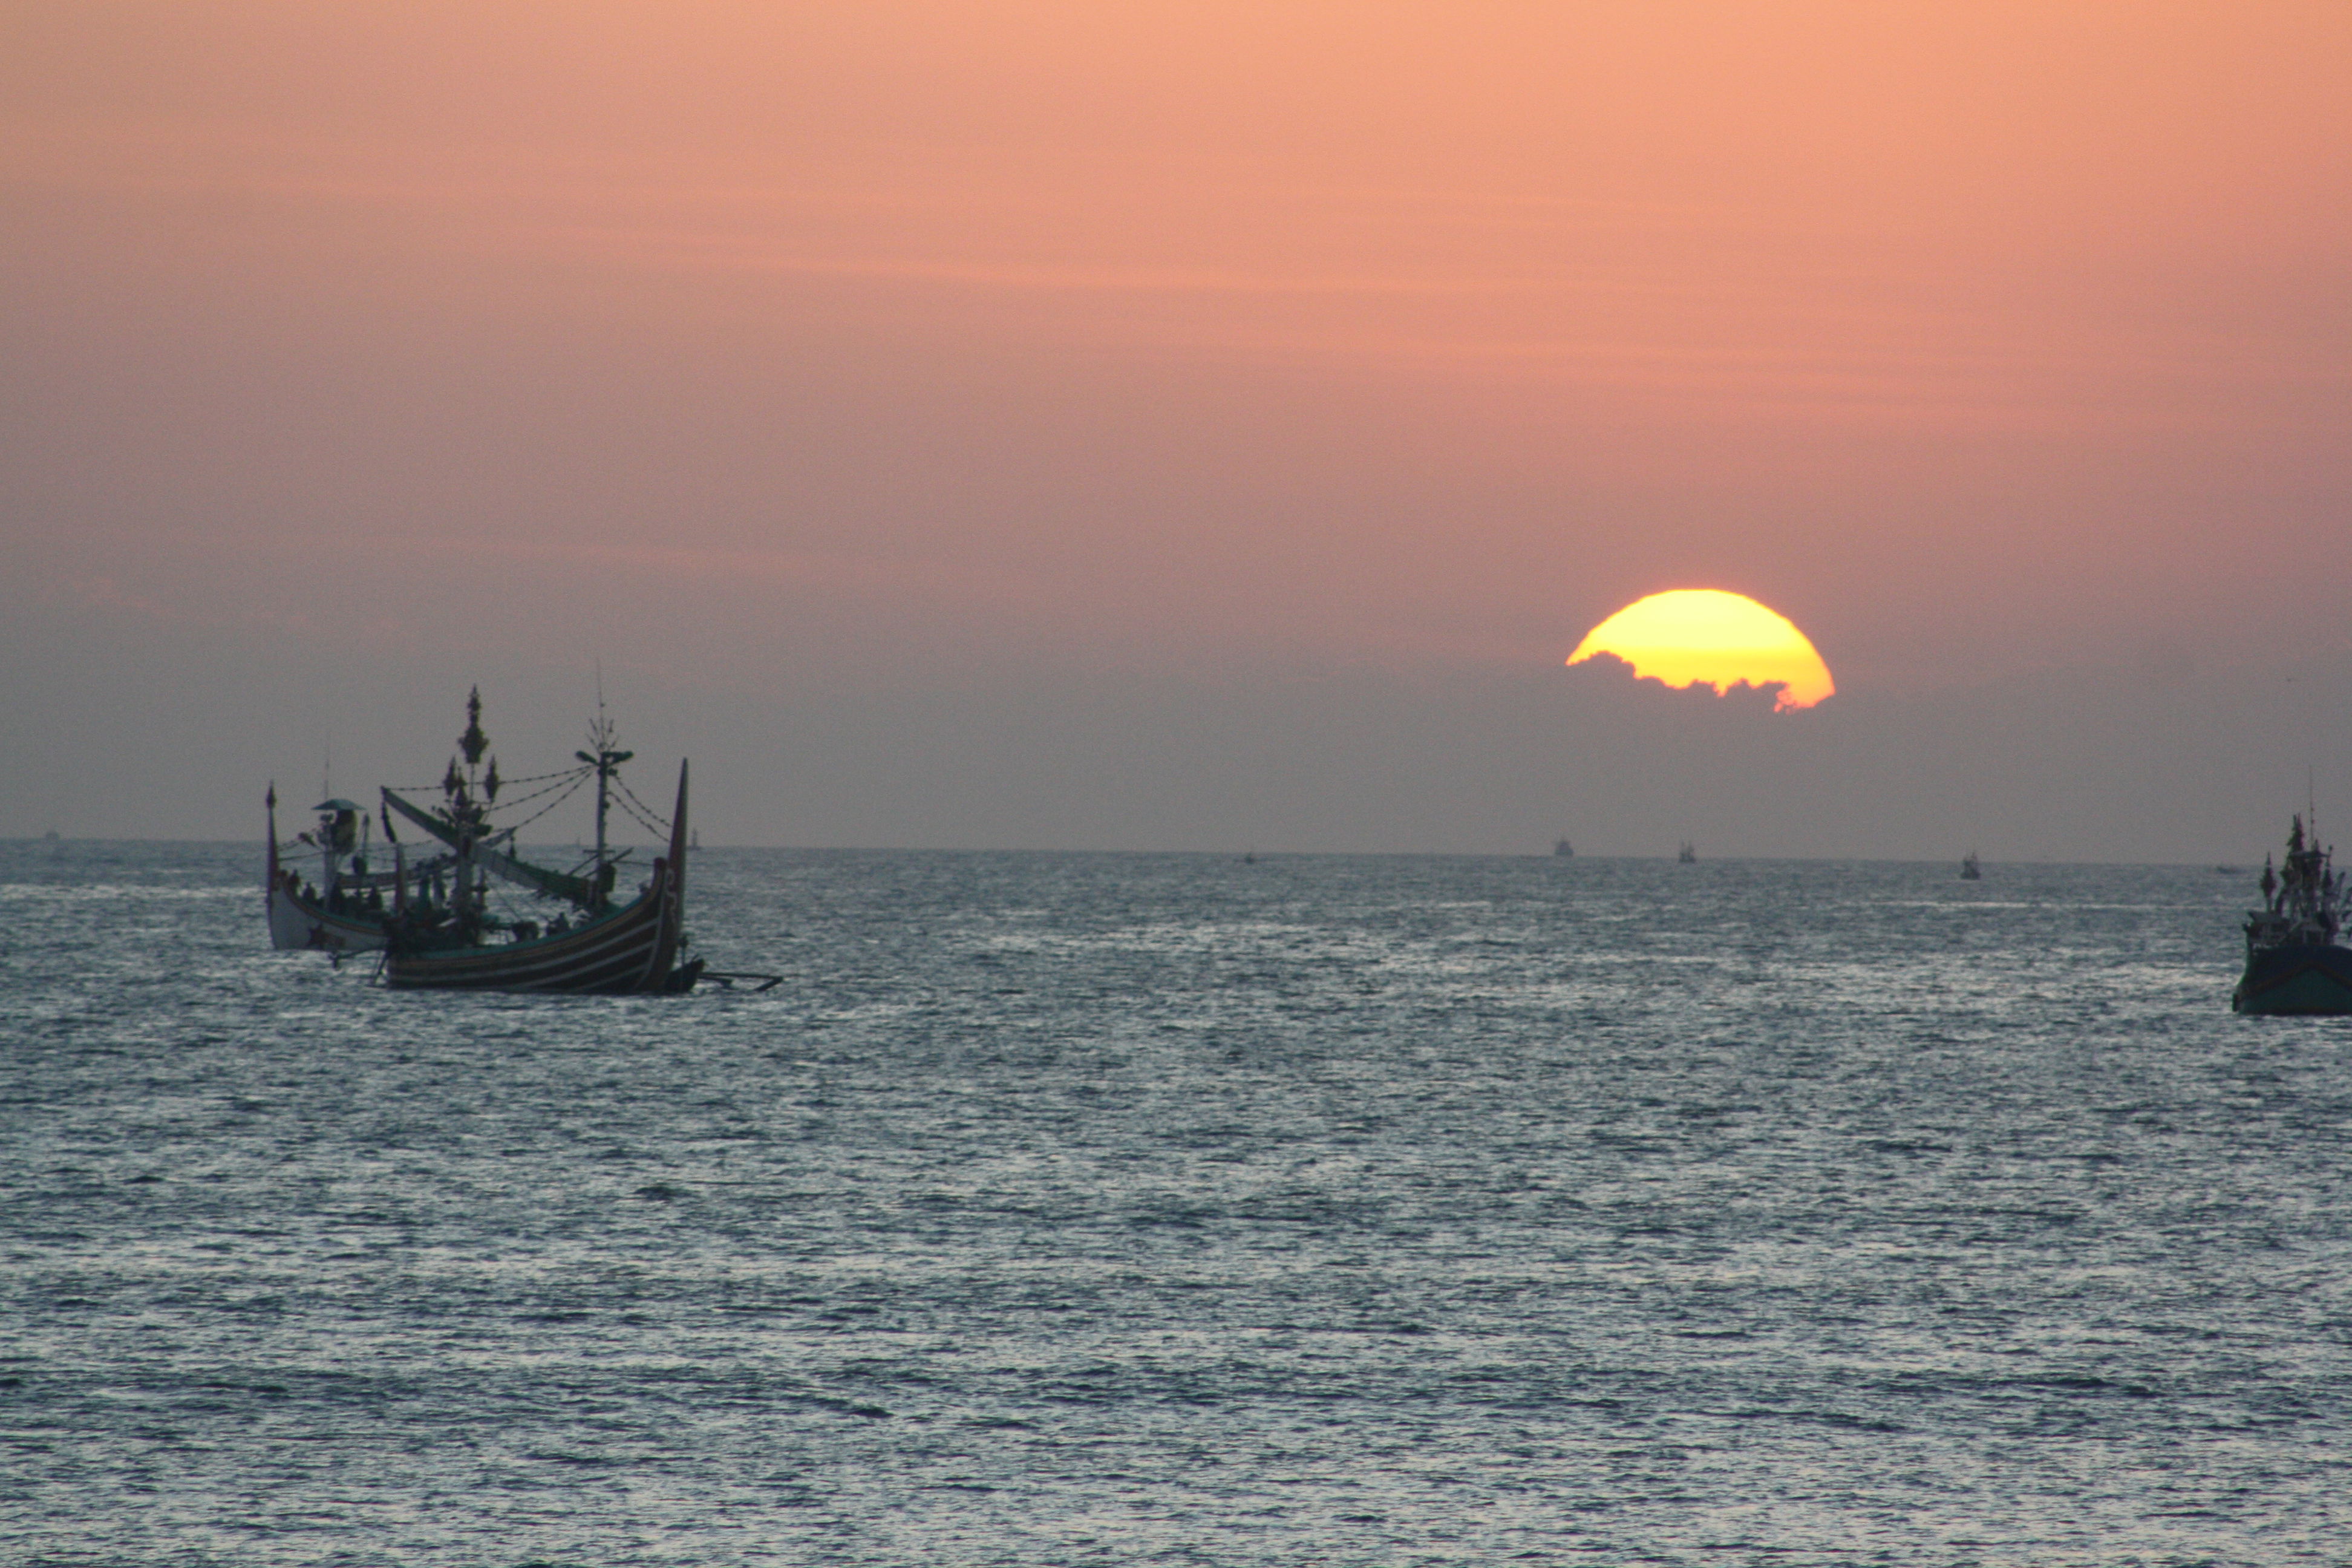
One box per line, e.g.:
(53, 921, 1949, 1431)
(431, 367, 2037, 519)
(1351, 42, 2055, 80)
(2232, 942, 2352, 1015)
(382, 860, 689, 993)
(268, 875, 388, 952)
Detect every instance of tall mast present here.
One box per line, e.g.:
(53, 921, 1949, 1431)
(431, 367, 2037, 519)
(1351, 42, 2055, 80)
(445, 686, 497, 930)
(575, 685, 632, 910)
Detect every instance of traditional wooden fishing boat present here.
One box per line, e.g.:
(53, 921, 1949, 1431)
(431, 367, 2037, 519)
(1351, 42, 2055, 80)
(381, 773, 696, 993)
(373, 690, 704, 995)
(2233, 814, 2352, 1015)
(267, 689, 707, 993)
(265, 791, 405, 952)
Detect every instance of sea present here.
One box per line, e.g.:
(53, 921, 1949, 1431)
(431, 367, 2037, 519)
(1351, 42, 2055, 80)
(3, 840, 2348, 1566)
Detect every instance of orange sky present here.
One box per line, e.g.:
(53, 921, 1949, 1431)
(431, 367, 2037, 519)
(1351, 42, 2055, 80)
(4, 4, 2349, 851)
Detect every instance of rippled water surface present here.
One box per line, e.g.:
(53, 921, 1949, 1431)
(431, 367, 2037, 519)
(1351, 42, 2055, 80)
(4, 841, 2348, 1564)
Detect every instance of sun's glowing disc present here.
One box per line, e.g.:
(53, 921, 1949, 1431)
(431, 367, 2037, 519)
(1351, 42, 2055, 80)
(1567, 589, 1834, 711)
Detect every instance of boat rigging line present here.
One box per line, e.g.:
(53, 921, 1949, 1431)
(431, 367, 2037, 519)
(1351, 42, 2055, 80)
(609, 773, 674, 838)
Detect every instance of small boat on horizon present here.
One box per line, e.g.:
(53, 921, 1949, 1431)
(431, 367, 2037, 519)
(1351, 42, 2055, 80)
(1553, 837, 1573, 858)
(1961, 851, 1981, 880)
(1677, 841, 1696, 864)
(2233, 814, 2352, 1014)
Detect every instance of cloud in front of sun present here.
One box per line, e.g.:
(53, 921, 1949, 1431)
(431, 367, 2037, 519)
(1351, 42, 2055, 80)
(1568, 590, 1834, 711)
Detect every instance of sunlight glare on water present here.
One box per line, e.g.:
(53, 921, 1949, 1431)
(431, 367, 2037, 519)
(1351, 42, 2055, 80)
(2, 841, 2347, 1564)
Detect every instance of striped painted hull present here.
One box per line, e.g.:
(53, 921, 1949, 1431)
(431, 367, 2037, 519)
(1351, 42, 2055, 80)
(382, 858, 690, 994)
(268, 878, 388, 953)
(2233, 942, 2352, 1015)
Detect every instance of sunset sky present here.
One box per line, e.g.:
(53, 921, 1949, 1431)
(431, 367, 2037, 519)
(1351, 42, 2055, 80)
(4, 3, 2348, 859)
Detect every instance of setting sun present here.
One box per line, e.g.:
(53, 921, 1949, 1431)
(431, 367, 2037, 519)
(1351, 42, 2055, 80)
(1568, 590, 1835, 711)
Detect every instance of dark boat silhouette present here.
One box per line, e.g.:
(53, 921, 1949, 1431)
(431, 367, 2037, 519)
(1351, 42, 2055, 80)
(2233, 814, 2352, 1014)
(270, 689, 704, 994)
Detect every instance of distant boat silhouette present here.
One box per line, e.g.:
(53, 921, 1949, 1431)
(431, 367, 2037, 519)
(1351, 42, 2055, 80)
(2235, 814, 2352, 1013)
(1960, 851, 1981, 880)
(1677, 841, 1696, 864)
(1553, 837, 1573, 858)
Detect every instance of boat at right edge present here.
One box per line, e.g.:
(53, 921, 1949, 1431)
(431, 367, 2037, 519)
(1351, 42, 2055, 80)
(2233, 814, 2352, 1014)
